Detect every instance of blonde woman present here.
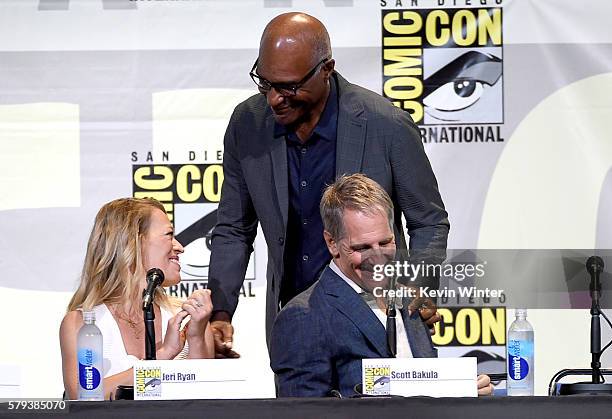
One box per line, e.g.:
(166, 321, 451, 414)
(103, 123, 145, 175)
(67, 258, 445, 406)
(60, 198, 214, 399)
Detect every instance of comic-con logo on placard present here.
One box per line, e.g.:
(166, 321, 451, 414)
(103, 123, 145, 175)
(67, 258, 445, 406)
(363, 365, 391, 395)
(381, 4, 504, 143)
(135, 367, 162, 398)
(131, 160, 256, 299)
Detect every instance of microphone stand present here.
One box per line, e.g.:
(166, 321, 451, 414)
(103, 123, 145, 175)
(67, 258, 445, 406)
(143, 300, 156, 360)
(386, 275, 397, 357)
(590, 266, 602, 384)
(113, 284, 158, 401)
(553, 256, 612, 395)
(115, 312, 154, 399)
(142, 268, 164, 361)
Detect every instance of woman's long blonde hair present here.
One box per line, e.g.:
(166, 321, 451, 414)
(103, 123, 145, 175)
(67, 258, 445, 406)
(68, 197, 173, 313)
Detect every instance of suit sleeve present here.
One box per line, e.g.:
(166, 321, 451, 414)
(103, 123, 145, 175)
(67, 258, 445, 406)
(390, 109, 450, 264)
(270, 305, 333, 397)
(208, 107, 259, 317)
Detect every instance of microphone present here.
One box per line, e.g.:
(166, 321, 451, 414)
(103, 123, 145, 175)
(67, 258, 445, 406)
(142, 268, 164, 310)
(586, 256, 604, 298)
(586, 256, 604, 275)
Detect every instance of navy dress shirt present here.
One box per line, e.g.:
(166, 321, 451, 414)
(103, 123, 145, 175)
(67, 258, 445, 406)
(275, 79, 338, 306)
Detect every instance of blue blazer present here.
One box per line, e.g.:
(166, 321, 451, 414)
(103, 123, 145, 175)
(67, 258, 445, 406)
(270, 266, 438, 397)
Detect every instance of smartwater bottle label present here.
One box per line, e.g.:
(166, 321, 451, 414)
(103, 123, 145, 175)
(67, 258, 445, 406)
(78, 349, 101, 390)
(507, 339, 532, 381)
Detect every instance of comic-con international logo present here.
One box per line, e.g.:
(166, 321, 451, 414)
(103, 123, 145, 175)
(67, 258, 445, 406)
(364, 365, 391, 395)
(381, 5, 504, 143)
(135, 367, 162, 398)
(432, 307, 506, 347)
(433, 307, 506, 379)
(132, 163, 256, 299)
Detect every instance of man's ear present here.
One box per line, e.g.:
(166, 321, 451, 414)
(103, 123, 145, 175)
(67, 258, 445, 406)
(323, 59, 335, 81)
(323, 230, 339, 258)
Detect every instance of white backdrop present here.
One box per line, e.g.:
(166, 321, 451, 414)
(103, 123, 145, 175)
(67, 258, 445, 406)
(1, 0, 612, 397)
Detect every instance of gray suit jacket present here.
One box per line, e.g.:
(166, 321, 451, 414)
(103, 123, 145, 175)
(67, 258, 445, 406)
(208, 72, 449, 339)
(270, 266, 438, 397)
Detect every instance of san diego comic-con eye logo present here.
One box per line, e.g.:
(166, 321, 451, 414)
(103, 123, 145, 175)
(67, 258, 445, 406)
(131, 162, 256, 299)
(382, 6, 504, 143)
(364, 365, 391, 395)
(135, 367, 162, 398)
(422, 49, 502, 124)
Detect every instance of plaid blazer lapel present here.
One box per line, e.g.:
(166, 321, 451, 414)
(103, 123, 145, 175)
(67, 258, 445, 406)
(322, 268, 390, 358)
(399, 308, 438, 358)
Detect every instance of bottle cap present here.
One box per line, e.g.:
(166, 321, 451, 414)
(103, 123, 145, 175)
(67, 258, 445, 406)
(82, 310, 96, 324)
(515, 308, 527, 317)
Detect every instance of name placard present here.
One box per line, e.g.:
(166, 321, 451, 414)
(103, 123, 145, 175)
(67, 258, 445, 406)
(133, 359, 249, 400)
(362, 357, 477, 397)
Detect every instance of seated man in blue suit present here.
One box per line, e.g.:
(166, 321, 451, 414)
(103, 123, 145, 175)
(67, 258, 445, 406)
(270, 174, 493, 397)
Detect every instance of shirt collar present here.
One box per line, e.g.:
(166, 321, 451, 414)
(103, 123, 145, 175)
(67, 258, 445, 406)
(330, 261, 404, 309)
(329, 260, 363, 294)
(273, 75, 338, 142)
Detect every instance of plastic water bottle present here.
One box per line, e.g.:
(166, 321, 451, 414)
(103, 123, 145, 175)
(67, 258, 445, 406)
(77, 310, 104, 400)
(507, 308, 534, 396)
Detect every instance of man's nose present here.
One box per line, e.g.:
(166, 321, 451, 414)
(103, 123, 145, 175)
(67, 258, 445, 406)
(266, 87, 286, 107)
(368, 247, 393, 263)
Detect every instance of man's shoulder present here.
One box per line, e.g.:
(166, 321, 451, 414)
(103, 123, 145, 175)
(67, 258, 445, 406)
(336, 73, 415, 127)
(279, 279, 327, 316)
(276, 269, 337, 322)
(230, 92, 270, 125)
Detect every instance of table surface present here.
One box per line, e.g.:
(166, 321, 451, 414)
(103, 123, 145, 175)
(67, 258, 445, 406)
(3, 396, 612, 419)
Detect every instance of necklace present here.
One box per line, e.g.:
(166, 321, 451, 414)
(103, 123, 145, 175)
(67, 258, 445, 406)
(121, 316, 140, 329)
(110, 306, 144, 339)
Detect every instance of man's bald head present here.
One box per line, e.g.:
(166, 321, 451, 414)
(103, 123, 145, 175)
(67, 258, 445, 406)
(254, 13, 335, 132)
(260, 12, 331, 66)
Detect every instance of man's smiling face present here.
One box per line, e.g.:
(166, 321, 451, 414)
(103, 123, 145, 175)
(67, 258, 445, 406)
(325, 208, 396, 293)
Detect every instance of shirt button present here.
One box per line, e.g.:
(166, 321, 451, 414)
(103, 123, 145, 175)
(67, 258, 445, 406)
(301, 147, 307, 155)
(278, 237, 284, 245)
(300, 180, 308, 188)
(302, 255, 309, 261)
(302, 219, 308, 226)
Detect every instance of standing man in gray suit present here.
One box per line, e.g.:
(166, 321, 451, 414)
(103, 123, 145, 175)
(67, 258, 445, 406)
(208, 12, 449, 356)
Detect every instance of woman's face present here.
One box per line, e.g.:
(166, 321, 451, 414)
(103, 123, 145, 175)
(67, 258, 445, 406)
(141, 208, 184, 287)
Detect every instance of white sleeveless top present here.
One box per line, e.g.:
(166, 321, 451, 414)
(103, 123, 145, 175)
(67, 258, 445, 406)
(91, 304, 186, 378)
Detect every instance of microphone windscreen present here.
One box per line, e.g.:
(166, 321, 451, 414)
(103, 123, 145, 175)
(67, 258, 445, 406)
(146, 267, 164, 286)
(586, 256, 604, 275)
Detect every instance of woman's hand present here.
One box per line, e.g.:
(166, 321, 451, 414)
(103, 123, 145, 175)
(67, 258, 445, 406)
(157, 310, 189, 360)
(182, 289, 213, 339)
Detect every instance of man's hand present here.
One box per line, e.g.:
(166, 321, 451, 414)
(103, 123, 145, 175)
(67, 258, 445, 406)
(477, 374, 494, 396)
(210, 311, 240, 358)
(408, 297, 441, 335)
